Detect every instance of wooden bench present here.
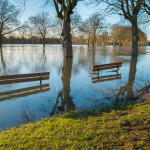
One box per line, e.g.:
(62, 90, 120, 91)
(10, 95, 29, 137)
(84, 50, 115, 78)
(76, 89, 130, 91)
(92, 62, 122, 74)
(0, 72, 50, 85)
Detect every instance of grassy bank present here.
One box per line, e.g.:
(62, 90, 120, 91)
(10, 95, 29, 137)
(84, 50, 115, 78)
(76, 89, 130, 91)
(0, 100, 150, 150)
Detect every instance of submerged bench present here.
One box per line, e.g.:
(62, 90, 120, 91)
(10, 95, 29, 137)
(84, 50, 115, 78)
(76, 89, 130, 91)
(92, 62, 122, 74)
(0, 72, 50, 85)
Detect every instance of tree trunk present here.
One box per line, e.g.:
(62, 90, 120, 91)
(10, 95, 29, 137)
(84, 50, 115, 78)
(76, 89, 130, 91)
(43, 38, 45, 48)
(1, 50, 7, 74)
(131, 15, 139, 55)
(62, 13, 73, 58)
(91, 36, 97, 48)
(101, 42, 105, 47)
(87, 39, 90, 47)
(0, 36, 2, 52)
(43, 38, 45, 53)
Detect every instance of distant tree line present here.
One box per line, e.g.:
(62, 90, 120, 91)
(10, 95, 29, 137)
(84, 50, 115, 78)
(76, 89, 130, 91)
(110, 25, 148, 47)
(0, 0, 149, 55)
(2, 24, 148, 47)
(2, 36, 61, 44)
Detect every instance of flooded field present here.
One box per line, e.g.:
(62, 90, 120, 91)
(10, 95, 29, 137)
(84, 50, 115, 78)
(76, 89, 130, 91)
(0, 44, 150, 129)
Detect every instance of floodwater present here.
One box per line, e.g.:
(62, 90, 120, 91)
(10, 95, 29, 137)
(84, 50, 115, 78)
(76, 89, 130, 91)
(0, 44, 150, 129)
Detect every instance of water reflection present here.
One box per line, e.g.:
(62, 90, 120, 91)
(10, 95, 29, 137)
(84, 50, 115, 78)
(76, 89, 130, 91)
(50, 58, 75, 116)
(0, 49, 7, 75)
(0, 45, 150, 129)
(92, 73, 122, 84)
(114, 55, 150, 104)
(116, 55, 137, 101)
(0, 84, 50, 102)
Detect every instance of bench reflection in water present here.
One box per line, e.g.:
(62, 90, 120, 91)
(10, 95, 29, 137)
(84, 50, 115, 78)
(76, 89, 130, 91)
(0, 72, 50, 101)
(92, 73, 121, 84)
(0, 84, 50, 102)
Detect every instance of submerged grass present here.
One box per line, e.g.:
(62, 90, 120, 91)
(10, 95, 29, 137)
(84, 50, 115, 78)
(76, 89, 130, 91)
(0, 100, 150, 149)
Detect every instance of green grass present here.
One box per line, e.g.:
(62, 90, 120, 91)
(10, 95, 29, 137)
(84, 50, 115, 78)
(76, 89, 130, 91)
(0, 100, 150, 150)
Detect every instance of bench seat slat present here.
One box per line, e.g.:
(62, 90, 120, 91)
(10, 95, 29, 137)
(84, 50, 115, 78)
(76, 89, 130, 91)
(92, 63, 122, 69)
(92, 65, 122, 71)
(99, 65, 122, 70)
(0, 76, 49, 85)
(0, 72, 50, 80)
(99, 62, 122, 67)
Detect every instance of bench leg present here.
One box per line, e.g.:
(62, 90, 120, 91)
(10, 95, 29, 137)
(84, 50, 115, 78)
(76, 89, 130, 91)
(116, 67, 120, 75)
(39, 79, 42, 85)
(39, 74, 42, 85)
(117, 66, 120, 71)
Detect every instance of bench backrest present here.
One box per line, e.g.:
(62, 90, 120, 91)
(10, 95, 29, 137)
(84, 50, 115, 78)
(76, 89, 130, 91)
(92, 62, 122, 72)
(0, 72, 50, 85)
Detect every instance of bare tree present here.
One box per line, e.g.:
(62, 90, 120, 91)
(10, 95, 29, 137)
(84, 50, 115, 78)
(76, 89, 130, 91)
(142, 0, 150, 15)
(0, 0, 22, 49)
(79, 13, 104, 47)
(110, 25, 131, 46)
(18, 0, 82, 57)
(94, 0, 149, 55)
(49, 0, 82, 58)
(71, 13, 82, 37)
(53, 13, 82, 44)
(97, 31, 109, 47)
(28, 12, 52, 49)
(79, 20, 91, 47)
(52, 18, 63, 40)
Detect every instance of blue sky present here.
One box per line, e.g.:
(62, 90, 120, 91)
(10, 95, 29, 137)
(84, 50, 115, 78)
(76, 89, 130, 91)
(11, 0, 150, 40)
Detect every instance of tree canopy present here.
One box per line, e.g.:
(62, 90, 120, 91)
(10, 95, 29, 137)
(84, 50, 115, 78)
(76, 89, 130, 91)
(0, 0, 22, 48)
(28, 12, 52, 48)
(94, 0, 150, 54)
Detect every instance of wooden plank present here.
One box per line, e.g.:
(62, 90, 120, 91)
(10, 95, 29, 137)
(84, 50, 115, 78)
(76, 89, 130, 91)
(99, 62, 122, 67)
(99, 65, 122, 70)
(0, 88, 50, 102)
(92, 65, 121, 72)
(92, 77, 121, 84)
(0, 76, 49, 85)
(92, 65, 100, 69)
(92, 64, 122, 69)
(0, 72, 50, 80)
(92, 65, 122, 72)
(99, 64, 121, 68)
(0, 84, 49, 96)
(92, 62, 122, 69)
(92, 68, 99, 72)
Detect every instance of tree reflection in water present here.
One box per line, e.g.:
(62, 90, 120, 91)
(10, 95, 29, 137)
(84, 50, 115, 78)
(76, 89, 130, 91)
(114, 55, 150, 105)
(0, 46, 150, 127)
(50, 58, 76, 116)
(0, 48, 7, 75)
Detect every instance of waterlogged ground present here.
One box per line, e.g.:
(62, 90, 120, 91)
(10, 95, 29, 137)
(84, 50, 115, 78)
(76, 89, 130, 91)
(0, 44, 150, 129)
